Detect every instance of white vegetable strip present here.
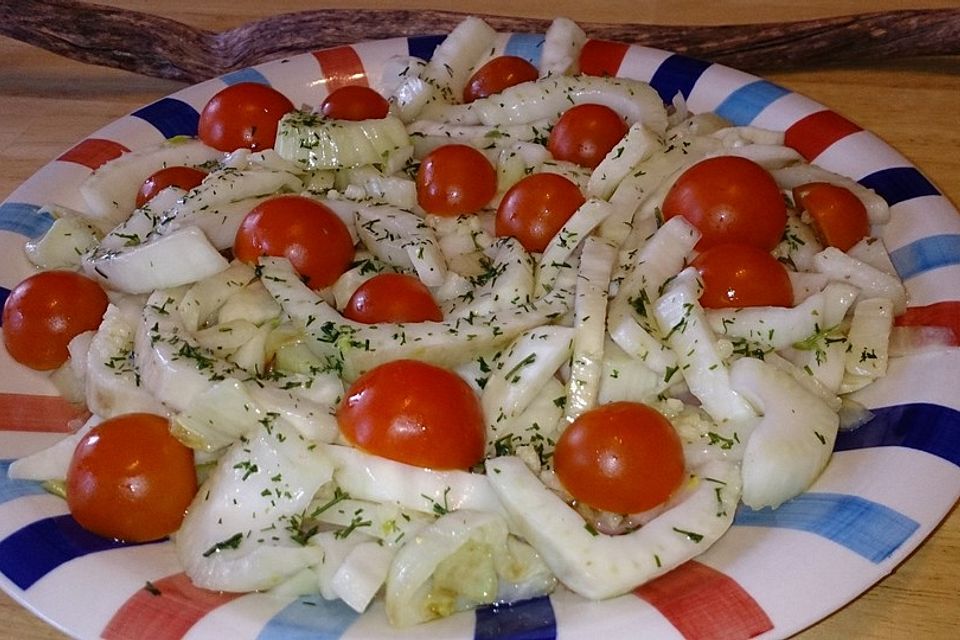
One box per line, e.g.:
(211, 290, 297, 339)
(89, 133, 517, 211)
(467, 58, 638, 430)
(332, 542, 397, 613)
(812, 247, 907, 313)
(275, 113, 413, 173)
(178, 261, 258, 332)
(707, 291, 827, 352)
(844, 297, 893, 378)
(354, 204, 447, 286)
(25, 214, 101, 269)
(539, 17, 586, 76)
(536, 198, 614, 296)
(7, 416, 100, 481)
(444, 237, 535, 319)
(587, 123, 663, 200)
(421, 17, 497, 104)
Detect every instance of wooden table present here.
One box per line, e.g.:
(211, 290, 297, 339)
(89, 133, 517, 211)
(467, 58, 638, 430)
(1, 1, 958, 638)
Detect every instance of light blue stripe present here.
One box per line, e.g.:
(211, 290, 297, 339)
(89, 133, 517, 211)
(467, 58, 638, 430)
(889, 234, 960, 280)
(734, 492, 919, 563)
(257, 595, 359, 640)
(504, 33, 545, 66)
(0, 202, 54, 239)
(0, 460, 48, 505)
(714, 80, 790, 126)
(221, 68, 271, 86)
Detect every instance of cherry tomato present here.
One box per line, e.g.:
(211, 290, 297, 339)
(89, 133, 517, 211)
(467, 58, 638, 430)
(463, 55, 539, 103)
(692, 243, 794, 309)
(66, 413, 198, 542)
(320, 85, 390, 121)
(554, 402, 685, 514)
(337, 359, 485, 470)
(662, 156, 788, 251)
(416, 144, 497, 216)
(495, 172, 586, 252)
(135, 166, 207, 208)
(233, 195, 355, 289)
(2, 270, 109, 370)
(792, 182, 870, 252)
(547, 103, 629, 169)
(198, 82, 294, 152)
(343, 273, 443, 324)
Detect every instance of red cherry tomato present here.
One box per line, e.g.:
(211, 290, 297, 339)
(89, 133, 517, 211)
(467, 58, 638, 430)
(67, 413, 198, 542)
(547, 103, 629, 169)
(792, 182, 870, 252)
(198, 82, 294, 152)
(2, 270, 109, 370)
(554, 402, 685, 514)
(233, 195, 355, 289)
(337, 359, 485, 470)
(343, 273, 443, 324)
(692, 244, 794, 309)
(135, 166, 208, 208)
(463, 55, 539, 103)
(662, 156, 788, 251)
(416, 144, 497, 216)
(320, 85, 390, 121)
(495, 172, 586, 252)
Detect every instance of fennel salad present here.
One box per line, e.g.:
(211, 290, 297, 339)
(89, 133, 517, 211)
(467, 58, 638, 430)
(2, 16, 905, 628)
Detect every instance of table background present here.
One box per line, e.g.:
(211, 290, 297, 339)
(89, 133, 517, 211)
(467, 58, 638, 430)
(1, 1, 958, 638)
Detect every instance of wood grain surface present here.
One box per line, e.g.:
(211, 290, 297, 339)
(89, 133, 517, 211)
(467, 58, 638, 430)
(0, 1, 958, 639)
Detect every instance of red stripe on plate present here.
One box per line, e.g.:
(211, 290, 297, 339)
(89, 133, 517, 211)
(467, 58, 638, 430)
(896, 300, 960, 343)
(0, 393, 88, 433)
(579, 40, 630, 77)
(784, 110, 863, 162)
(634, 560, 773, 640)
(101, 572, 243, 640)
(312, 46, 368, 92)
(57, 138, 130, 170)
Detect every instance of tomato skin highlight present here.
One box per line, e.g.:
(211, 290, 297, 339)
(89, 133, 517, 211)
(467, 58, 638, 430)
(343, 273, 443, 324)
(337, 359, 485, 470)
(66, 413, 198, 542)
(547, 103, 629, 169)
(553, 402, 685, 514)
(321, 85, 390, 121)
(198, 82, 294, 152)
(463, 55, 539, 103)
(495, 172, 586, 252)
(792, 181, 870, 252)
(662, 156, 787, 251)
(692, 243, 794, 309)
(233, 195, 355, 289)
(135, 166, 207, 208)
(416, 144, 497, 216)
(2, 270, 109, 370)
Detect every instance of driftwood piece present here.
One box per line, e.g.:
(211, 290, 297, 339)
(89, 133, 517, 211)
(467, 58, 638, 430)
(1, 0, 958, 83)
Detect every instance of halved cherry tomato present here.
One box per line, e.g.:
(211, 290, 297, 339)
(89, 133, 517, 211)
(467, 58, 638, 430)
(233, 195, 355, 289)
(198, 82, 294, 152)
(792, 181, 870, 252)
(344, 273, 443, 324)
(547, 103, 629, 169)
(463, 55, 539, 103)
(416, 144, 497, 216)
(320, 85, 390, 121)
(67, 413, 198, 542)
(662, 156, 788, 251)
(2, 270, 109, 370)
(692, 243, 794, 309)
(135, 166, 208, 208)
(553, 402, 685, 514)
(337, 359, 485, 470)
(495, 172, 586, 252)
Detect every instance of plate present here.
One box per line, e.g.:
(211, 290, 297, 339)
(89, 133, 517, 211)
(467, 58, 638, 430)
(1, 31, 959, 640)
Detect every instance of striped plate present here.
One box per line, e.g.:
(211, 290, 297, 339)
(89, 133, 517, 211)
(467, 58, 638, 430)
(2, 32, 959, 640)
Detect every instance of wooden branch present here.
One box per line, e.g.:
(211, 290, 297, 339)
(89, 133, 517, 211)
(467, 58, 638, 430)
(1, 0, 958, 83)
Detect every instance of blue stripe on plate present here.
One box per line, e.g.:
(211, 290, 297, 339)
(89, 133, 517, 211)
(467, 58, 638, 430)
(0, 461, 48, 505)
(858, 166, 940, 206)
(257, 596, 359, 640)
(408, 34, 446, 61)
(221, 68, 270, 86)
(474, 595, 557, 640)
(503, 33, 545, 66)
(734, 493, 919, 563)
(648, 54, 712, 103)
(0, 202, 55, 239)
(131, 98, 200, 139)
(0, 514, 156, 589)
(835, 403, 960, 467)
(0, 287, 8, 315)
(888, 234, 960, 281)
(713, 80, 791, 126)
